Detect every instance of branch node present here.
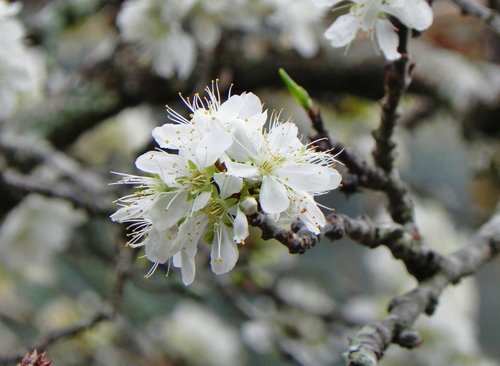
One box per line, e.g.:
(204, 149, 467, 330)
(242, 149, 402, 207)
(395, 329, 422, 349)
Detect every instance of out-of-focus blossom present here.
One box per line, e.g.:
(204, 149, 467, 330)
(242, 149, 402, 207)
(266, 0, 326, 57)
(0, 195, 85, 284)
(161, 301, 245, 366)
(0, 0, 45, 119)
(117, 0, 196, 79)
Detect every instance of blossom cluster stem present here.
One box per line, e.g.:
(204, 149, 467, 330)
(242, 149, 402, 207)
(346, 213, 500, 366)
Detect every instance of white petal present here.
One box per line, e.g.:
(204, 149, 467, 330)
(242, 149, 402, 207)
(170, 28, 197, 80)
(193, 190, 212, 211)
(214, 173, 243, 199)
(135, 151, 180, 185)
(245, 111, 267, 132)
(180, 254, 196, 285)
(175, 213, 209, 257)
(173, 252, 181, 267)
(361, 0, 381, 31)
(383, 0, 433, 31)
(152, 124, 196, 149)
(224, 160, 260, 179)
(375, 20, 400, 60)
(144, 226, 179, 263)
(292, 26, 318, 58)
(192, 15, 221, 50)
(172, 251, 196, 285)
(147, 191, 190, 230)
(324, 13, 361, 47)
(194, 129, 233, 168)
(238, 93, 263, 118)
(215, 95, 243, 122)
(260, 175, 289, 214)
(152, 40, 175, 78)
(276, 163, 331, 192)
(233, 209, 249, 243)
(324, 168, 342, 190)
(295, 194, 325, 234)
(211, 224, 239, 274)
(313, 0, 343, 7)
(226, 126, 260, 161)
(267, 122, 299, 154)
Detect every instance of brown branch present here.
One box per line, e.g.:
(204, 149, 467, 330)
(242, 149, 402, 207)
(0, 169, 114, 216)
(346, 213, 500, 366)
(307, 108, 415, 224)
(0, 132, 106, 194)
(250, 213, 443, 281)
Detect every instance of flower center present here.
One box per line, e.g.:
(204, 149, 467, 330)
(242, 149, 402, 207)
(177, 170, 209, 193)
(260, 155, 285, 175)
(207, 199, 226, 219)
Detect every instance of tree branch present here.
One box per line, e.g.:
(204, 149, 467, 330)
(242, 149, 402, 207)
(0, 169, 113, 216)
(250, 213, 443, 281)
(346, 213, 500, 366)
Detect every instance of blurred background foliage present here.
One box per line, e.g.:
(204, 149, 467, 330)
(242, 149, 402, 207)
(0, 0, 499, 365)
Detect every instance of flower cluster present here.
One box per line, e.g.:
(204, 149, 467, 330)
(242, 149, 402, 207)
(0, 0, 45, 119)
(112, 83, 341, 285)
(315, 0, 433, 60)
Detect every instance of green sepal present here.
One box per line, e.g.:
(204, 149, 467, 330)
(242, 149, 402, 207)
(204, 229, 215, 244)
(279, 68, 313, 111)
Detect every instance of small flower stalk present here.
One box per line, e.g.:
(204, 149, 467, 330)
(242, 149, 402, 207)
(112, 82, 341, 285)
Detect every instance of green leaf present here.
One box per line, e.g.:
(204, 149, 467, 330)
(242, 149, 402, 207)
(279, 68, 313, 110)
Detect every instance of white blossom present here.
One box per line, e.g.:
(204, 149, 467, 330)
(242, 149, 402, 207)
(161, 301, 246, 366)
(224, 118, 341, 233)
(266, 0, 326, 57)
(0, 195, 85, 284)
(116, 0, 196, 79)
(112, 83, 342, 285)
(0, 0, 45, 119)
(317, 0, 433, 59)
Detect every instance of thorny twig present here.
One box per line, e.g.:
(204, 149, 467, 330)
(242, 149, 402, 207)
(346, 214, 500, 366)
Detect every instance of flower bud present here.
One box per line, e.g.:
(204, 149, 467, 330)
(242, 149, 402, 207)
(240, 197, 258, 215)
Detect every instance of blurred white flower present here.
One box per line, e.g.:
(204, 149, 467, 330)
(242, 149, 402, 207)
(117, 0, 196, 79)
(0, 0, 45, 119)
(72, 106, 156, 166)
(276, 277, 336, 315)
(162, 301, 245, 366)
(0, 195, 85, 284)
(317, 0, 433, 59)
(267, 0, 326, 57)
